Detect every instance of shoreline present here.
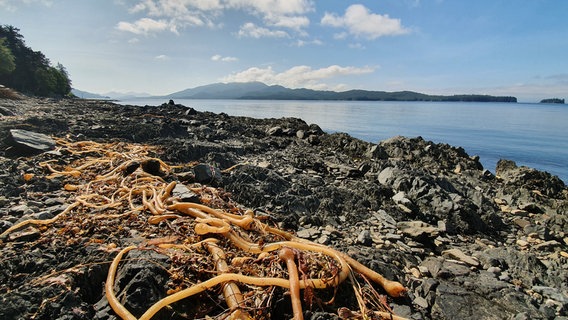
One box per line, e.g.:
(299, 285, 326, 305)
(1, 96, 567, 319)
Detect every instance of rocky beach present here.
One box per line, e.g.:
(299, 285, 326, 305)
(1, 95, 567, 320)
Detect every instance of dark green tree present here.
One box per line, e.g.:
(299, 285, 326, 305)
(0, 38, 15, 75)
(0, 25, 72, 96)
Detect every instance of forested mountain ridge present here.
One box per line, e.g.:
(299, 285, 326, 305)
(166, 82, 517, 102)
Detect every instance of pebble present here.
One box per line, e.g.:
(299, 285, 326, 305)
(296, 228, 320, 239)
(516, 239, 529, 247)
(487, 266, 502, 275)
(442, 248, 480, 267)
(498, 272, 511, 282)
(532, 240, 560, 252)
(397, 221, 439, 239)
(8, 226, 41, 242)
(357, 230, 372, 246)
(316, 234, 330, 245)
(413, 296, 429, 309)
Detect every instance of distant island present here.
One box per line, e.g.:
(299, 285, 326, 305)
(163, 82, 517, 103)
(540, 98, 565, 104)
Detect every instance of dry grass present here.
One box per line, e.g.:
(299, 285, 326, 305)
(0, 86, 24, 100)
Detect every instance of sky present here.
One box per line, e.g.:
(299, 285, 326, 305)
(1, 0, 567, 102)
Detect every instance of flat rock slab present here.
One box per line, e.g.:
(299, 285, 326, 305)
(9, 129, 56, 154)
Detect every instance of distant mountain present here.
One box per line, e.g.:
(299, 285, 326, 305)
(165, 82, 517, 102)
(71, 88, 110, 100)
(103, 91, 152, 100)
(71, 89, 154, 100)
(167, 82, 268, 99)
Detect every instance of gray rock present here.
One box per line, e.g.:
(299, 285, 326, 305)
(397, 221, 439, 239)
(171, 183, 200, 202)
(532, 286, 568, 304)
(414, 296, 429, 309)
(357, 230, 372, 246)
(296, 228, 320, 239)
(442, 248, 480, 267)
(193, 163, 222, 185)
(8, 129, 56, 154)
(266, 126, 283, 136)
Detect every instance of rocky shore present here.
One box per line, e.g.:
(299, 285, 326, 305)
(1, 96, 567, 319)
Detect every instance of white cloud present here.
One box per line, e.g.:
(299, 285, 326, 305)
(321, 4, 410, 39)
(211, 54, 238, 62)
(295, 39, 323, 47)
(349, 43, 366, 50)
(221, 64, 376, 89)
(155, 54, 169, 60)
(116, 18, 171, 35)
(117, 0, 312, 36)
(238, 22, 289, 38)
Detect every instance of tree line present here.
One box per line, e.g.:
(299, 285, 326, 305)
(0, 25, 71, 97)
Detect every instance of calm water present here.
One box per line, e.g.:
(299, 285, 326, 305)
(119, 98, 568, 183)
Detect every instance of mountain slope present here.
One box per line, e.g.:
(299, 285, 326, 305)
(164, 82, 517, 102)
(168, 82, 268, 99)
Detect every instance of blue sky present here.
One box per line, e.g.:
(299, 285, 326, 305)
(1, 0, 567, 102)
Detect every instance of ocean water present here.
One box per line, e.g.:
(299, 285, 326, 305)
(119, 98, 568, 183)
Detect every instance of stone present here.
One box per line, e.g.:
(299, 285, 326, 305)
(193, 163, 222, 185)
(516, 239, 529, 247)
(257, 161, 272, 169)
(531, 286, 568, 304)
(413, 296, 429, 309)
(316, 234, 330, 245)
(397, 221, 439, 239)
(0, 106, 16, 116)
(366, 144, 388, 159)
(532, 240, 560, 252)
(442, 248, 480, 267)
(513, 218, 531, 229)
(171, 183, 199, 202)
(378, 167, 398, 185)
(486, 266, 502, 275)
(357, 230, 373, 246)
(141, 159, 163, 176)
(494, 198, 507, 206)
(8, 129, 56, 155)
(8, 226, 41, 242)
(296, 228, 320, 239)
(518, 203, 544, 214)
(266, 126, 282, 136)
(392, 191, 412, 206)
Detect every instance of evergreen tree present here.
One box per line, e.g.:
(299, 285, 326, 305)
(0, 25, 72, 96)
(0, 38, 15, 75)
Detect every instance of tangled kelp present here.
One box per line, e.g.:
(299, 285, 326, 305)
(1, 138, 407, 320)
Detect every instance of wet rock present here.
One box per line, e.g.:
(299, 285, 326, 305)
(95, 249, 169, 318)
(7, 129, 56, 156)
(141, 159, 164, 176)
(171, 183, 199, 202)
(193, 163, 222, 185)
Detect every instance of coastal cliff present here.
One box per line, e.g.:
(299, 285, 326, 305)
(1, 96, 566, 319)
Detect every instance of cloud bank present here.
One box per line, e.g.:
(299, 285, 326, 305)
(221, 64, 376, 90)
